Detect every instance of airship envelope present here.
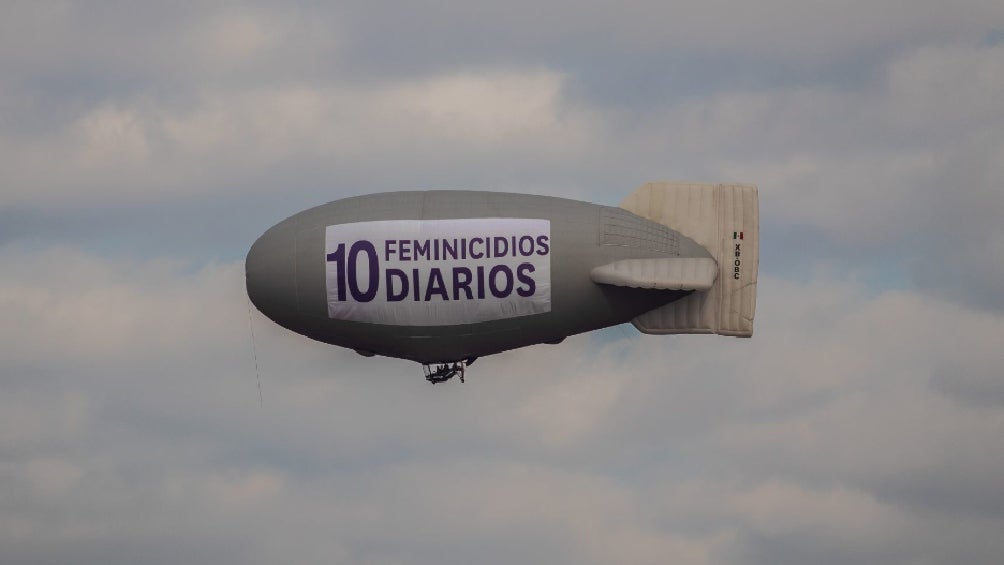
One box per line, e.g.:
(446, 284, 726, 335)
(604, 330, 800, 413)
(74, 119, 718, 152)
(246, 182, 758, 382)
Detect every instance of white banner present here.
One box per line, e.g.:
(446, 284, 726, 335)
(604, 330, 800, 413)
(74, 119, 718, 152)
(325, 219, 551, 326)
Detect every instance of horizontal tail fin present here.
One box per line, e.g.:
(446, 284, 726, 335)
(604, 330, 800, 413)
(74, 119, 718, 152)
(590, 257, 718, 291)
(620, 182, 759, 337)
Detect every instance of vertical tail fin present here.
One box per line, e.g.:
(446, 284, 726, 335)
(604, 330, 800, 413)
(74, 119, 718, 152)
(620, 182, 759, 337)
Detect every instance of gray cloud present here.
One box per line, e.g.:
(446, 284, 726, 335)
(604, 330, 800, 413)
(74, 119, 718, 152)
(1, 248, 1002, 564)
(2, 2, 1004, 563)
(4, 23, 1003, 309)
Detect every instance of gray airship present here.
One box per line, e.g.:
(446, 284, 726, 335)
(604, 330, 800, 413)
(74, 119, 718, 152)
(246, 182, 758, 383)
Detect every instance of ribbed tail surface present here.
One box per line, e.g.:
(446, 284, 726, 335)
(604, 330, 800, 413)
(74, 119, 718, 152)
(620, 182, 759, 337)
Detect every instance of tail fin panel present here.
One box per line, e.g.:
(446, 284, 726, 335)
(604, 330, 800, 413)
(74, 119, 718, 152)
(620, 182, 758, 337)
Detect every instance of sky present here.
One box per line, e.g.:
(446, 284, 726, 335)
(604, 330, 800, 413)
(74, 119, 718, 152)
(1, 1, 1003, 564)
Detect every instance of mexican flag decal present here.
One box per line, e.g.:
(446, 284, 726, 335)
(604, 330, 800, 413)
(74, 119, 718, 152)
(733, 231, 744, 240)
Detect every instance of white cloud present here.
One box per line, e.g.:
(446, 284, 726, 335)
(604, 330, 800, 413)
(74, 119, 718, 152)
(0, 247, 1002, 563)
(198, 12, 287, 67)
(2, 2, 1004, 563)
(0, 69, 596, 210)
(635, 45, 1003, 241)
(0, 247, 244, 363)
(329, 0, 1004, 68)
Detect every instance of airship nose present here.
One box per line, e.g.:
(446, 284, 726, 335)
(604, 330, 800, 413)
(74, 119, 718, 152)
(245, 226, 296, 317)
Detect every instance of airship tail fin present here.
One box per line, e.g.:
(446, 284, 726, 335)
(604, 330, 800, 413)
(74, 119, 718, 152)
(620, 182, 758, 337)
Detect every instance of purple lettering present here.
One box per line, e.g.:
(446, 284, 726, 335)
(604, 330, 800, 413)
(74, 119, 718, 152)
(347, 240, 378, 302)
(386, 269, 408, 301)
(443, 238, 458, 260)
(489, 264, 514, 298)
(493, 236, 508, 257)
(470, 238, 484, 259)
(414, 239, 430, 260)
(516, 263, 536, 297)
(424, 268, 449, 301)
(535, 235, 550, 255)
(327, 243, 346, 302)
(518, 235, 534, 256)
(453, 267, 473, 300)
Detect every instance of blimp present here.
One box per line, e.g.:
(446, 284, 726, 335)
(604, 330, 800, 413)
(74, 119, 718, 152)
(246, 182, 758, 383)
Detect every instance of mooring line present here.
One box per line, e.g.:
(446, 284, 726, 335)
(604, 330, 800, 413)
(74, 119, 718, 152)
(247, 296, 263, 408)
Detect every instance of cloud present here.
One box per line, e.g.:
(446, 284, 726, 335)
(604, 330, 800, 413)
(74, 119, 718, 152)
(4, 11, 1003, 313)
(0, 68, 595, 212)
(1, 247, 1002, 564)
(2, 2, 1004, 563)
(6, 40, 1002, 313)
(329, 0, 1004, 73)
(0, 246, 244, 365)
